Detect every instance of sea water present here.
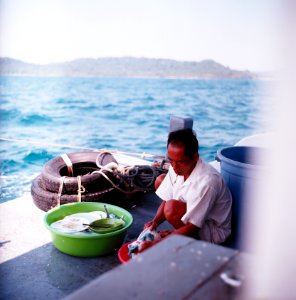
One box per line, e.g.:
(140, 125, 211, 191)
(0, 76, 272, 202)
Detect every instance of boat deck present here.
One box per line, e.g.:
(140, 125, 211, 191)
(1, 191, 249, 300)
(0, 192, 172, 299)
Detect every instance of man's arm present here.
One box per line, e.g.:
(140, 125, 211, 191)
(173, 222, 199, 238)
(139, 221, 199, 254)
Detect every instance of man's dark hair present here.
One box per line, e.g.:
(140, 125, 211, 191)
(167, 129, 199, 158)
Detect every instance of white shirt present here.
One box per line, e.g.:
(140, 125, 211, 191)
(156, 158, 232, 244)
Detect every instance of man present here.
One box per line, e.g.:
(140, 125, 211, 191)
(142, 129, 232, 250)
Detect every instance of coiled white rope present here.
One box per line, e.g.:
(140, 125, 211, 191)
(94, 156, 135, 194)
(92, 170, 129, 194)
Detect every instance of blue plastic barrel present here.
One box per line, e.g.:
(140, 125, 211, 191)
(216, 146, 266, 250)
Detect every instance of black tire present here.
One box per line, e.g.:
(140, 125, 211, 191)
(31, 175, 128, 212)
(41, 152, 117, 194)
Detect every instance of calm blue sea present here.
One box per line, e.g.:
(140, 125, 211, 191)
(0, 76, 272, 202)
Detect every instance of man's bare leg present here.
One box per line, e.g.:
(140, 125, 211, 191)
(164, 200, 186, 229)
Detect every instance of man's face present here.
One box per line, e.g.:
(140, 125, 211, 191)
(167, 143, 198, 177)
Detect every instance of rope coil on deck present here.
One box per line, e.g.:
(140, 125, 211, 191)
(94, 153, 163, 193)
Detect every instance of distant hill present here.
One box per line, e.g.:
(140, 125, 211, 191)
(0, 57, 256, 79)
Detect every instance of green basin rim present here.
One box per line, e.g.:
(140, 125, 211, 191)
(44, 202, 133, 239)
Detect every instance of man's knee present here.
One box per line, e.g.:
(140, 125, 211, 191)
(164, 200, 186, 221)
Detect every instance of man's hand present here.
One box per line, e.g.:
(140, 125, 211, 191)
(144, 201, 166, 230)
(144, 220, 158, 230)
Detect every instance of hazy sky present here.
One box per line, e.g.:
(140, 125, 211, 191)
(0, 0, 280, 71)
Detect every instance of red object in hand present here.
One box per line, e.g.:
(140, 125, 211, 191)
(118, 241, 133, 263)
(118, 240, 155, 263)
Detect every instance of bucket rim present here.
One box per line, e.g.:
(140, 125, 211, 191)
(215, 146, 266, 170)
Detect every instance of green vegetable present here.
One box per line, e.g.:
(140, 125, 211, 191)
(88, 218, 125, 233)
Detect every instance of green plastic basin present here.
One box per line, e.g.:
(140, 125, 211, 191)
(44, 202, 133, 257)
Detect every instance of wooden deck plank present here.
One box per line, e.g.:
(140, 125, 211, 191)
(65, 235, 239, 300)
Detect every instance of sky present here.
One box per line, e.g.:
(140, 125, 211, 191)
(0, 0, 280, 72)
